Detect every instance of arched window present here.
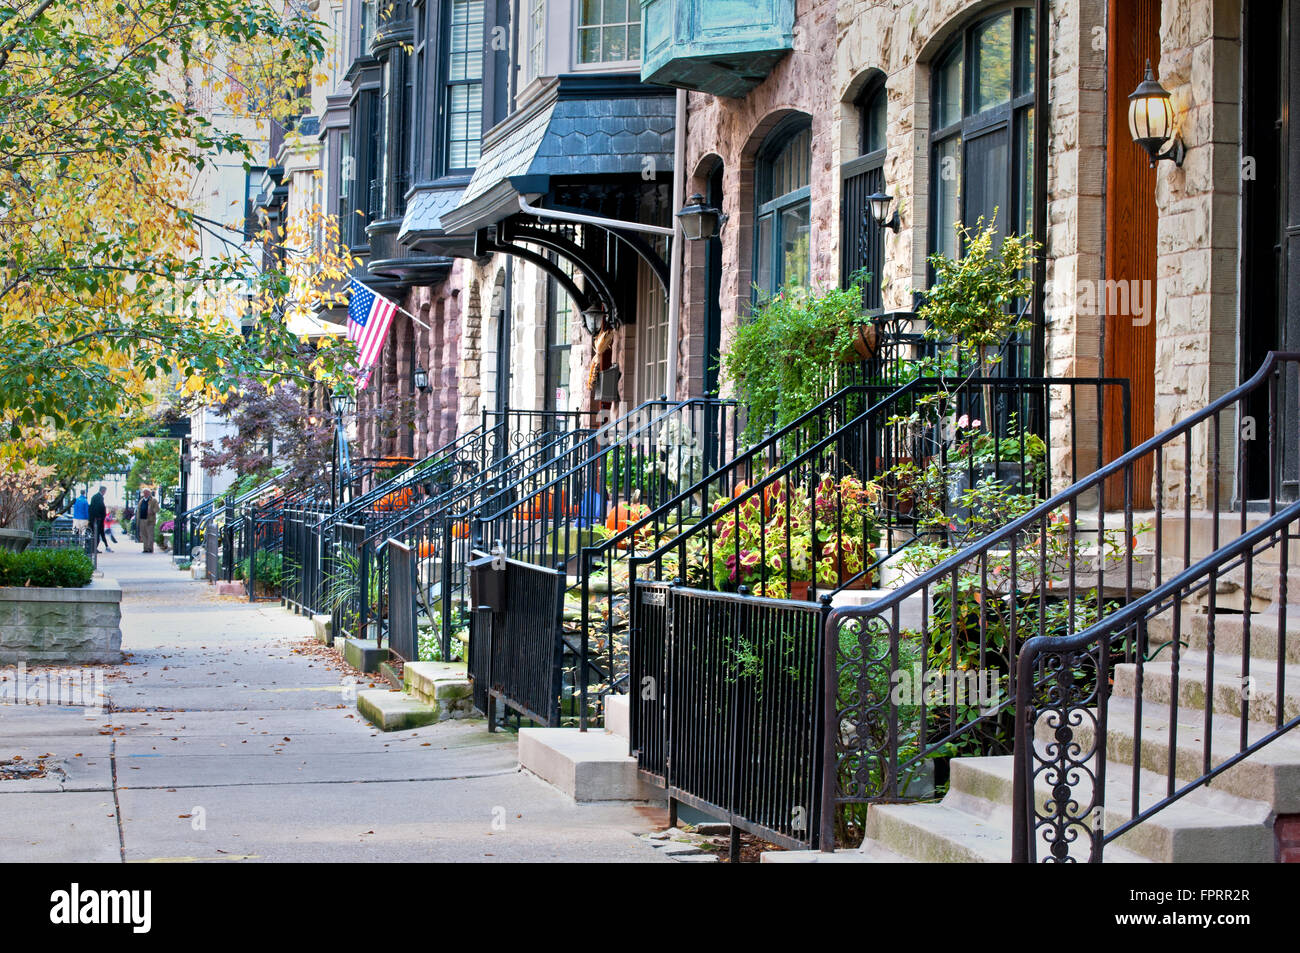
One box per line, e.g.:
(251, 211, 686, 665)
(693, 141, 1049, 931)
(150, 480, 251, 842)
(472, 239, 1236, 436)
(842, 79, 887, 310)
(930, 6, 1036, 262)
(754, 119, 812, 296)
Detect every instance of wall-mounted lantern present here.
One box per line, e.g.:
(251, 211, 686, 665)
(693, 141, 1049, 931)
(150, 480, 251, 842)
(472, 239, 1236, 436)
(676, 193, 726, 241)
(413, 364, 430, 392)
(1127, 59, 1185, 167)
(866, 192, 901, 233)
(582, 302, 608, 336)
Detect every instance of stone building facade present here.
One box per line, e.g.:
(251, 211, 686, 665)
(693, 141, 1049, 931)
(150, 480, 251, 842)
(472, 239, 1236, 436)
(320, 0, 1297, 513)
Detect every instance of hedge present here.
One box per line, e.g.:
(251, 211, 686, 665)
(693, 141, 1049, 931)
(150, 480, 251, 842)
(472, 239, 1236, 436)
(0, 549, 95, 588)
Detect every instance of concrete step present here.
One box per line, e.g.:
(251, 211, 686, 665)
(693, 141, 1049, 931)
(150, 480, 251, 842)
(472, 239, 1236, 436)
(861, 792, 1152, 862)
(761, 839, 917, 863)
(518, 727, 662, 802)
(1096, 697, 1300, 813)
(952, 755, 1274, 863)
(1114, 650, 1300, 723)
(356, 689, 440, 732)
(1183, 563, 1300, 613)
(603, 693, 629, 741)
(402, 661, 472, 720)
(1148, 610, 1300, 665)
(341, 637, 388, 673)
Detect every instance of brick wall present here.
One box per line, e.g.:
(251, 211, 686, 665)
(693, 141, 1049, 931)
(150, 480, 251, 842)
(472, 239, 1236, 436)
(1277, 813, 1300, 862)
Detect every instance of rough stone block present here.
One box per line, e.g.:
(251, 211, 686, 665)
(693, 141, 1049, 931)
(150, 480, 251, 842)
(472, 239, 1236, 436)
(0, 578, 123, 665)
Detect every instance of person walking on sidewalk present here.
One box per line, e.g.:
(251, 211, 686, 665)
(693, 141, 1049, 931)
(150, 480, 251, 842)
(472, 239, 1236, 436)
(72, 490, 90, 535)
(137, 488, 157, 553)
(89, 486, 111, 553)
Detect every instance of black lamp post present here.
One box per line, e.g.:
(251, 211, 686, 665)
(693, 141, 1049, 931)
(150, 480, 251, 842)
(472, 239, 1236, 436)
(329, 387, 356, 508)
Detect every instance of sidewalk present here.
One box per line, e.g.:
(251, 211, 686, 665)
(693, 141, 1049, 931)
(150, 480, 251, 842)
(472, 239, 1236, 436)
(0, 540, 668, 862)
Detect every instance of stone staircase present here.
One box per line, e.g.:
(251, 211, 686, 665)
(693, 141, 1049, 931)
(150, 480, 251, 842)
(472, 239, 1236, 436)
(356, 661, 473, 731)
(771, 597, 1300, 863)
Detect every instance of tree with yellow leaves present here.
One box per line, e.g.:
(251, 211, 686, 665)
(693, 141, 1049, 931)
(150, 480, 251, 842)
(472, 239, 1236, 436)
(0, 0, 357, 443)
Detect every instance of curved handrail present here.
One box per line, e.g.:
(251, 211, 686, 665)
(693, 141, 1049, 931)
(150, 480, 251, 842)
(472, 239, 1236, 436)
(1011, 497, 1300, 861)
(470, 397, 731, 525)
(820, 350, 1298, 632)
(360, 424, 589, 546)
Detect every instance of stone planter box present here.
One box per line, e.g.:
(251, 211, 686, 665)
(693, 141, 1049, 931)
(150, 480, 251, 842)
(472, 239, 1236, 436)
(0, 577, 122, 664)
(0, 528, 33, 553)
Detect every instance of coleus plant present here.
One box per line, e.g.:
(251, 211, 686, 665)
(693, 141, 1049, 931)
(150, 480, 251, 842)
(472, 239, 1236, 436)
(709, 472, 881, 597)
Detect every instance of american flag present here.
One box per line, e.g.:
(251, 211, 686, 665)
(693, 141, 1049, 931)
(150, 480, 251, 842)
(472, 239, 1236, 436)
(347, 278, 399, 387)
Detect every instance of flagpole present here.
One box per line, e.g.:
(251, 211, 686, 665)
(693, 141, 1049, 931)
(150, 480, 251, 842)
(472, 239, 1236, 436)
(349, 277, 433, 331)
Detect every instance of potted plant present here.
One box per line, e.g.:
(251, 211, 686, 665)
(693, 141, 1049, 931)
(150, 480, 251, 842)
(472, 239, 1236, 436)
(721, 277, 876, 446)
(917, 214, 1037, 380)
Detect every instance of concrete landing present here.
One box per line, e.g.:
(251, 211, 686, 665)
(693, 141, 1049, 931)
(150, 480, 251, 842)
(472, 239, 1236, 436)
(518, 727, 662, 802)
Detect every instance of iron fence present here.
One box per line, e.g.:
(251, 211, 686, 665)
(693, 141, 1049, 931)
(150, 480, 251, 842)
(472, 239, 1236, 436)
(631, 581, 829, 850)
(469, 555, 566, 728)
(814, 376, 1131, 846)
(29, 527, 98, 571)
(386, 540, 417, 663)
(282, 503, 332, 617)
(473, 397, 738, 727)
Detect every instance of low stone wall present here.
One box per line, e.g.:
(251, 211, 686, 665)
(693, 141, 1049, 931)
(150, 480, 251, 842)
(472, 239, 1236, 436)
(0, 578, 122, 664)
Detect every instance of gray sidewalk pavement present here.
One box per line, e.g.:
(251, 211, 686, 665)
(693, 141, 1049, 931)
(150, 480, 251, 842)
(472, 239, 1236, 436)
(0, 540, 669, 863)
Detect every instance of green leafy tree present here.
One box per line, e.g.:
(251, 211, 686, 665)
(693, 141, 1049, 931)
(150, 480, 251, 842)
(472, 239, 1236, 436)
(0, 0, 357, 440)
(126, 439, 181, 494)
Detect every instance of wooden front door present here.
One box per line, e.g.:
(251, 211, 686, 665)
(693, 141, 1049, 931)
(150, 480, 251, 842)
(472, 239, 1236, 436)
(1103, 0, 1160, 509)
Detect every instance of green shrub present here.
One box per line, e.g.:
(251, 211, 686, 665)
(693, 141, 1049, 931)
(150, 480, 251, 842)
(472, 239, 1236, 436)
(0, 548, 95, 588)
(235, 549, 284, 587)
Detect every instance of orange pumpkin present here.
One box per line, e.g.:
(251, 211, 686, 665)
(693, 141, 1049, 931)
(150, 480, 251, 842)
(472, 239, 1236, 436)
(451, 520, 470, 539)
(605, 502, 650, 533)
(416, 539, 438, 559)
(521, 490, 567, 521)
(375, 486, 415, 512)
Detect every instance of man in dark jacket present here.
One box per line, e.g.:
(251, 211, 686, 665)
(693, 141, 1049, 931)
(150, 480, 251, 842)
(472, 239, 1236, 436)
(89, 486, 110, 553)
(137, 488, 156, 553)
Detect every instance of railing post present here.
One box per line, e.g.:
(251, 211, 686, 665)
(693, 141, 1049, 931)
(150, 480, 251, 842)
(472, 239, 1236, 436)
(817, 599, 836, 852)
(357, 538, 370, 641)
(440, 519, 454, 660)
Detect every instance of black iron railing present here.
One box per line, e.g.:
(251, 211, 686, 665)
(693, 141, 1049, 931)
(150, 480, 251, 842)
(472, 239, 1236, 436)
(823, 353, 1298, 854)
(468, 397, 738, 727)
(1002, 352, 1300, 861)
(623, 372, 1128, 847)
(631, 582, 829, 850)
(386, 540, 417, 663)
(358, 423, 588, 653)
(282, 501, 333, 618)
(471, 555, 567, 728)
(29, 527, 98, 571)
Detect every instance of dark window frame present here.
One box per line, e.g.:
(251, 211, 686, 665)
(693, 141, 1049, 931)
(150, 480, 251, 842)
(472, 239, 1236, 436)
(441, 0, 486, 176)
(753, 116, 814, 300)
(927, 4, 1037, 370)
(842, 78, 888, 311)
(928, 5, 1035, 266)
